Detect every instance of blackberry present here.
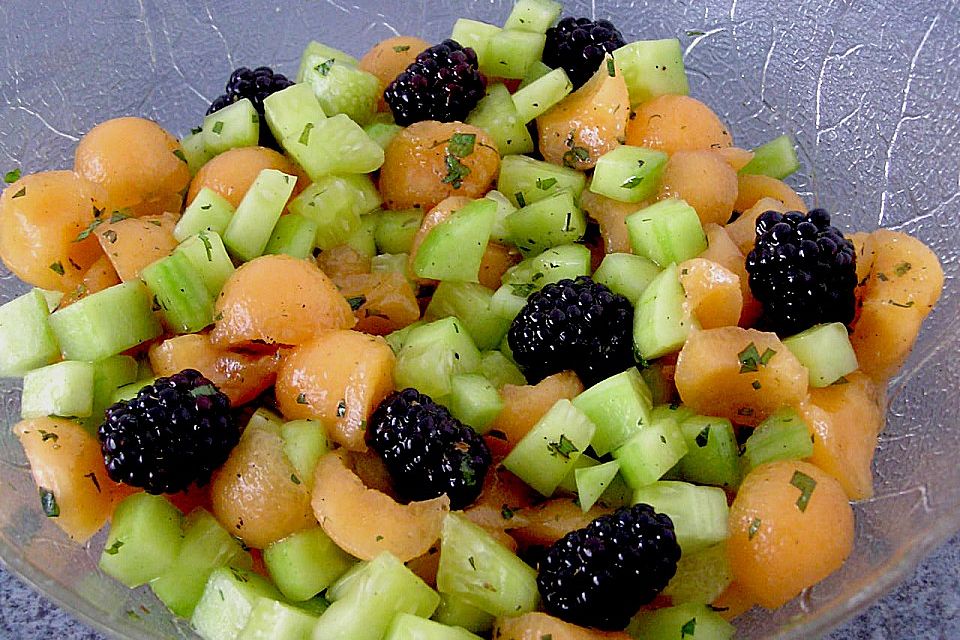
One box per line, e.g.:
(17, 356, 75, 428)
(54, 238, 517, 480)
(745, 208, 857, 335)
(207, 66, 294, 149)
(543, 17, 627, 89)
(537, 504, 680, 630)
(383, 40, 485, 126)
(507, 276, 634, 387)
(98, 370, 239, 495)
(367, 388, 492, 510)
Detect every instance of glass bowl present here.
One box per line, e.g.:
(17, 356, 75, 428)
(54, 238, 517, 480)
(0, 0, 956, 638)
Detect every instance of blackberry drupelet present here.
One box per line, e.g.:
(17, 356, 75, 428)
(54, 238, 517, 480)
(207, 66, 294, 149)
(507, 276, 634, 387)
(745, 208, 857, 336)
(98, 369, 239, 495)
(537, 503, 681, 630)
(543, 17, 627, 89)
(367, 388, 492, 510)
(383, 40, 486, 126)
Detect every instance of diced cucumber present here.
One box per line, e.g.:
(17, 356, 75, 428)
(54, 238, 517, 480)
(426, 281, 512, 350)
(394, 317, 482, 399)
(150, 508, 252, 618)
(676, 415, 740, 488)
(176, 231, 236, 298)
(82, 355, 138, 432)
(0, 289, 60, 377)
(557, 453, 599, 494)
(263, 526, 356, 602)
(498, 155, 586, 208)
(364, 114, 403, 150)
(510, 67, 572, 123)
(413, 199, 496, 282)
(238, 599, 319, 640)
(371, 253, 412, 280)
(502, 399, 596, 496)
(663, 543, 733, 606)
(740, 408, 813, 473)
(504, 0, 562, 33)
(481, 29, 546, 79)
(632, 481, 729, 552)
(385, 321, 424, 355)
(432, 593, 495, 633)
(385, 613, 483, 640)
(466, 83, 534, 156)
(782, 322, 858, 387)
(613, 418, 688, 489)
(490, 284, 527, 322)
(651, 403, 698, 425)
(263, 214, 318, 259)
(639, 363, 675, 406)
(38, 289, 62, 312)
(484, 190, 518, 245)
(575, 460, 621, 511)
(280, 419, 330, 490)
(283, 114, 384, 179)
(501, 243, 592, 297)
(612, 39, 690, 107)
(296, 41, 359, 81)
(573, 368, 653, 456)
(591, 146, 669, 203)
(99, 493, 183, 588)
(289, 180, 359, 251)
(626, 199, 708, 267)
(375, 209, 424, 254)
(48, 281, 162, 362)
(506, 189, 586, 255)
(111, 377, 157, 403)
(248, 407, 284, 431)
(436, 513, 539, 617)
(223, 169, 297, 262)
(478, 350, 526, 388)
(628, 602, 735, 640)
(345, 212, 378, 258)
(299, 56, 379, 125)
(180, 130, 214, 175)
(633, 264, 698, 360)
(451, 20, 502, 70)
(740, 134, 800, 180)
(191, 566, 283, 640)
(202, 98, 259, 155)
(448, 373, 504, 433)
(263, 83, 327, 143)
(174, 188, 235, 242)
(141, 250, 215, 333)
(592, 253, 661, 303)
(20, 360, 93, 419)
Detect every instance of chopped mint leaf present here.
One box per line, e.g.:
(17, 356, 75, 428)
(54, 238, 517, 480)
(751, 380, 762, 390)
(459, 459, 476, 486)
(547, 434, 578, 459)
(199, 232, 214, 261)
(74, 218, 104, 242)
(392, 44, 411, 52)
(620, 175, 643, 189)
(681, 617, 697, 638)
(894, 262, 912, 276)
(500, 504, 515, 520)
(876, 272, 889, 282)
(299, 122, 315, 146)
(39, 487, 59, 518)
(105, 539, 124, 555)
(536, 177, 558, 191)
(888, 299, 914, 308)
(448, 132, 477, 158)
(695, 426, 710, 447)
(4, 168, 21, 183)
(297, 393, 309, 405)
(172, 149, 187, 163)
(229, 567, 249, 583)
(375, 535, 384, 541)
(562, 146, 590, 167)
(39, 430, 59, 443)
(607, 58, 616, 77)
(515, 191, 527, 207)
(12, 186, 26, 199)
(739, 342, 775, 372)
(211, 121, 224, 135)
(748, 517, 761, 540)
(441, 153, 471, 189)
(789, 470, 817, 512)
(110, 211, 131, 223)
(759, 348, 776, 365)
(49, 262, 65, 276)
(290, 474, 301, 485)
(315, 59, 335, 76)
(84, 471, 101, 493)
(468, 556, 477, 570)
(347, 295, 366, 311)
(191, 126, 203, 135)
(686, 30, 706, 36)
(190, 384, 219, 398)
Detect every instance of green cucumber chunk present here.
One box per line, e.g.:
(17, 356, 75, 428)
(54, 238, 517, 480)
(613, 417, 688, 489)
(432, 592, 495, 633)
(448, 373, 504, 433)
(484, 190, 517, 245)
(280, 419, 330, 490)
(676, 415, 740, 488)
(740, 407, 813, 473)
(425, 281, 511, 350)
(592, 252, 661, 303)
(504, 0, 562, 33)
(296, 41, 359, 80)
(490, 284, 527, 322)
(575, 460, 621, 512)
(651, 403, 698, 425)
(498, 154, 586, 208)
(511, 67, 573, 123)
(506, 189, 586, 255)
(478, 350, 526, 389)
(385, 613, 483, 640)
(413, 198, 496, 282)
(191, 566, 283, 640)
(20, 360, 93, 419)
(451, 20, 502, 71)
(628, 602, 735, 640)
(223, 169, 297, 261)
(740, 134, 800, 180)
(288, 179, 360, 251)
(202, 98, 259, 155)
(263, 82, 327, 143)
(466, 83, 534, 156)
(782, 322, 859, 387)
(591, 145, 669, 203)
(263, 213, 318, 259)
(663, 543, 733, 606)
(481, 29, 546, 79)
(612, 39, 690, 107)
(81, 355, 138, 433)
(298, 56, 379, 125)
(174, 187, 235, 242)
(501, 243, 592, 297)
(633, 263, 698, 360)
(375, 209, 424, 255)
(394, 317, 482, 399)
(557, 453, 599, 495)
(573, 368, 653, 456)
(111, 377, 157, 403)
(283, 114, 384, 179)
(263, 526, 356, 602)
(99, 493, 183, 588)
(364, 113, 403, 150)
(371, 253, 412, 280)
(626, 199, 708, 267)
(238, 598, 319, 640)
(632, 481, 729, 552)
(141, 250, 215, 333)
(345, 212, 379, 258)
(175, 231, 236, 298)
(0, 288, 61, 377)
(180, 130, 214, 175)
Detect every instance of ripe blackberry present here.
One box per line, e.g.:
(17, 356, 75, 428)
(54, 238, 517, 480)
(367, 388, 492, 510)
(384, 40, 485, 126)
(537, 504, 681, 630)
(98, 370, 239, 495)
(207, 66, 294, 149)
(745, 208, 857, 335)
(507, 276, 634, 387)
(543, 17, 627, 89)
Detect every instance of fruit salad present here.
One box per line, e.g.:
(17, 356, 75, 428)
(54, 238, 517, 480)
(0, 0, 945, 638)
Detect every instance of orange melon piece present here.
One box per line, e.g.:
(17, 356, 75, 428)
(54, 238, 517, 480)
(851, 300, 925, 382)
(312, 451, 448, 562)
(658, 150, 739, 226)
(358, 36, 431, 111)
(678, 258, 743, 329)
(0, 171, 107, 292)
(494, 612, 632, 640)
(675, 327, 808, 427)
(580, 189, 639, 253)
(14, 417, 134, 543)
(211, 254, 355, 349)
(733, 175, 806, 216)
(380, 122, 500, 211)
(625, 95, 733, 155)
(711, 581, 758, 620)
(700, 223, 761, 327)
(488, 371, 584, 447)
(275, 330, 395, 451)
(511, 498, 613, 549)
(727, 460, 853, 608)
(332, 272, 421, 335)
(715, 147, 755, 172)
(849, 231, 876, 287)
(537, 59, 629, 170)
(317, 244, 371, 278)
(96, 211, 179, 281)
(149, 333, 281, 406)
(187, 146, 301, 209)
(479, 242, 522, 291)
(58, 255, 122, 308)
(796, 372, 885, 500)
(725, 197, 791, 256)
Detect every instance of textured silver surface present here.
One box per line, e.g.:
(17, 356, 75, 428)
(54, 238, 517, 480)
(0, 0, 957, 638)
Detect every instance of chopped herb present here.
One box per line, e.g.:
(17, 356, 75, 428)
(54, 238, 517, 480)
(681, 617, 697, 638)
(759, 348, 776, 365)
(39, 430, 59, 443)
(751, 379, 762, 391)
(707, 604, 730, 612)
(336, 399, 347, 416)
(460, 459, 476, 486)
(876, 272, 889, 282)
(620, 175, 643, 189)
(105, 539, 124, 555)
(789, 470, 817, 512)
(172, 149, 187, 163)
(75, 218, 105, 242)
(541, 635, 553, 640)
(102, 229, 118, 244)
(39, 487, 59, 518)
(375, 535, 384, 541)
(290, 474, 301, 485)
(189, 385, 218, 399)
(392, 44, 411, 52)
(441, 153, 471, 189)
(191, 126, 203, 135)
(84, 471, 101, 493)
(563, 211, 572, 232)
(547, 434, 578, 459)
(695, 426, 710, 447)
(510, 282, 536, 297)
(468, 556, 477, 570)
(297, 393, 309, 405)
(211, 121, 224, 135)
(299, 122, 315, 145)
(607, 58, 616, 77)
(110, 211, 130, 223)
(49, 261, 65, 276)
(197, 232, 214, 261)
(501, 504, 515, 520)
(347, 295, 366, 311)
(214, 312, 223, 321)
(686, 29, 706, 36)
(12, 187, 26, 199)
(229, 567, 249, 583)
(4, 168, 21, 183)
(315, 58, 335, 76)
(536, 177, 558, 191)
(562, 146, 590, 167)
(251, 113, 259, 125)
(448, 132, 477, 158)
(200, 204, 212, 210)
(739, 342, 775, 372)
(894, 262, 912, 276)
(515, 192, 527, 207)
(748, 517, 761, 540)
(888, 299, 915, 308)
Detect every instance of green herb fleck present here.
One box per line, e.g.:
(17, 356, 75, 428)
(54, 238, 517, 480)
(510, 282, 536, 297)
(876, 272, 889, 282)
(290, 474, 301, 485)
(75, 218, 104, 242)
(190, 384, 219, 398)
(375, 535, 384, 541)
(39, 430, 59, 443)
(759, 348, 776, 365)
(620, 175, 643, 189)
(607, 58, 616, 77)
(751, 380, 762, 390)
(686, 30, 706, 36)
(541, 635, 553, 640)
(448, 132, 477, 158)
(347, 295, 366, 311)
(562, 146, 590, 167)
(39, 487, 59, 517)
(191, 126, 203, 135)
(738, 342, 761, 372)
(172, 149, 187, 163)
(547, 434, 578, 459)
(790, 470, 817, 512)
(695, 426, 710, 447)
(12, 186, 26, 199)
(501, 504, 516, 520)
(211, 121, 224, 135)
(894, 262, 912, 276)
(105, 539, 124, 555)
(84, 471, 101, 493)
(229, 567, 249, 583)
(297, 393, 309, 405)
(888, 299, 915, 308)
(536, 177, 558, 191)
(49, 261, 65, 276)
(748, 517, 761, 540)
(681, 617, 697, 638)
(4, 168, 21, 184)
(460, 459, 476, 486)
(315, 59, 335, 76)
(441, 153, 471, 189)
(468, 556, 477, 570)
(336, 399, 346, 416)
(299, 122, 315, 146)
(199, 232, 214, 261)
(393, 44, 411, 52)
(515, 192, 527, 208)
(110, 211, 130, 223)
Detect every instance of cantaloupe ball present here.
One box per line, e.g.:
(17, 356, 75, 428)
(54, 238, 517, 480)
(186, 146, 302, 209)
(580, 189, 638, 254)
(725, 196, 793, 256)
(733, 174, 806, 215)
(96, 211, 179, 282)
(511, 498, 613, 548)
(678, 258, 743, 329)
(727, 460, 853, 608)
(626, 95, 733, 155)
(487, 371, 584, 447)
(658, 150, 739, 226)
(75, 117, 191, 216)
(317, 245, 371, 279)
(358, 36, 431, 111)
(699, 223, 761, 327)
(0, 171, 107, 291)
(380, 121, 500, 210)
(714, 147, 755, 171)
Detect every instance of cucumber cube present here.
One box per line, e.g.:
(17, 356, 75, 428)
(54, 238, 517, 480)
(82, 355, 138, 432)
(676, 415, 740, 488)
(248, 407, 284, 431)
(48, 281, 162, 362)
(263, 526, 356, 602)
(0, 288, 60, 376)
(413, 198, 496, 282)
(740, 408, 813, 473)
(484, 190, 517, 244)
(573, 368, 653, 456)
(507, 189, 586, 255)
(223, 169, 297, 262)
(557, 453, 599, 495)
(511, 67, 572, 123)
(592, 253, 661, 303)
(519, 60, 553, 88)
(364, 114, 403, 150)
(451, 19, 502, 71)
(575, 460, 621, 512)
(300, 58, 379, 125)
(482, 30, 546, 79)
(111, 377, 157, 403)
(283, 114, 384, 179)
(504, 0, 562, 33)
(448, 373, 504, 433)
(613, 418, 688, 489)
(466, 83, 535, 156)
(498, 155, 586, 208)
(176, 231, 236, 298)
(100, 493, 183, 588)
(433, 593, 495, 633)
(591, 146, 669, 203)
(612, 39, 690, 107)
(740, 134, 800, 180)
(175, 188, 235, 242)
(633, 264, 698, 360)
(371, 253, 412, 280)
(501, 244, 592, 296)
(632, 481, 729, 552)
(289, 180, 360, 250)
(345, 212, 378, 258)
(426, 281, 512, 350)
(502, 399, 596, 496)
(478, 350, 526, 389)
(141, 250, 215, 333)
(663, 543, 733, 606)
(385, 321, 424, 356)
(782, 322, 858, 387)
(202, 98, 259, 155)
(490, 284, 528, 322)
(180, 130, 214, 175)
(629, 602, 735, 640)
(238, 599, 319, 640)
(296, 41, 359, 82)
(375, 209, 424, 255)
(385, 613, 483, 640)
(280, 419, 330, 490)
(626, 199, 707, 267)
(394, 318, 482, 399)
(651, 403, 698, 425)
(191, 566, 283, 640)
(264, 214, 318, 259)
(436, 513, 539, 617)
(263, 83, 327, 143)
(21, 360, 93, 419)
